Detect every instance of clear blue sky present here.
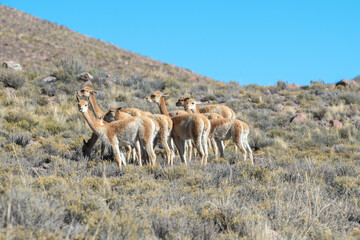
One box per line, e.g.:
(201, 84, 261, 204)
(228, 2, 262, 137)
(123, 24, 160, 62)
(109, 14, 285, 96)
(2, 0, 360, 86)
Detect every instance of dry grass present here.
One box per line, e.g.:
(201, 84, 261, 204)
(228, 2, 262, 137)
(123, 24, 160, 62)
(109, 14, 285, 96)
(0, 63, 358, 239)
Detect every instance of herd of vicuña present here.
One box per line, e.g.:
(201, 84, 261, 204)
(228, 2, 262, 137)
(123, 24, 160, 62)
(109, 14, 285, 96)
(76, 87, 253, 169)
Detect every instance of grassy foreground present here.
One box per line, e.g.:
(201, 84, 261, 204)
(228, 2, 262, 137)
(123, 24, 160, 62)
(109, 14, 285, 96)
(0, 62, 359, 239)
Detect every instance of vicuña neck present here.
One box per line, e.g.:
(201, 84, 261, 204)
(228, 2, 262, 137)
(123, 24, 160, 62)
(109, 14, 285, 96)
(194, 104, 200, 114)
(158, 96, 169, 116)
(82, 108, 103, 135)
(89, 93, 105, 118)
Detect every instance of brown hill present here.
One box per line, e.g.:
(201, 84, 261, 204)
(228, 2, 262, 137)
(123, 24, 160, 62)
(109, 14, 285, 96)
(0, 4, 214, 84)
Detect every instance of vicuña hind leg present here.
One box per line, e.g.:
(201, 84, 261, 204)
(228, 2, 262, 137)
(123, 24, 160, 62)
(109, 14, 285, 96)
(210, 138, 217, 155)
(201, 129, 209, 164)
(112, 143, 126, 169)
(173, 136, 187, 164)
(135, 141, 142, 166)
(193, 136, 205, 165)
(215, 139, 225, 159)
(143, 141, 156, 166)
(167, 138, 175, 166)
(243, 132, 253, 164)
(234, 133, 247, 162)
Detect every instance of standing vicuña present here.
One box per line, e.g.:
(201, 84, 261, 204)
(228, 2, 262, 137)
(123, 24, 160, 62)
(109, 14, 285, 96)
(146, 91, 210, 165)
(77, 87, 134, 161)
(183, 97, 253, 164)
(77, 96, 158, 168)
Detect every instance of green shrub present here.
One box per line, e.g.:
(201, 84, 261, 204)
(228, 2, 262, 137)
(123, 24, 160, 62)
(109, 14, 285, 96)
(4, 111, 38, 131)
(277, 80, 287, 90)
(0, 68, 26, 89)
(338, 92, 360, 105)
(52, 59, 87, 83)
(44, 121, 65, 135)
(37, 95, 49, 106)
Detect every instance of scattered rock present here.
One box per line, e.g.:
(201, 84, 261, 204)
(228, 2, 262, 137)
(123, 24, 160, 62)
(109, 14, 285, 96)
(290, 113, 306, 123)
(329, 120, 343, 129)
(268, 229, 281, 240)
(43, 76, 57, 83)
(77, 72, 93, 81)
(2, 61, 22, 71)
(336, 79, 359, 88)
(288, 83, 299, 88)
(265, 89, 272, 95)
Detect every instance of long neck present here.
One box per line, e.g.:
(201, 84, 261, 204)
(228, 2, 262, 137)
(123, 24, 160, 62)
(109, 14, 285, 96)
(194, 104, 200, 114)
(158, 96, 169, 116)
(89, 93, 105, 118)
(82, 108, 103, 135)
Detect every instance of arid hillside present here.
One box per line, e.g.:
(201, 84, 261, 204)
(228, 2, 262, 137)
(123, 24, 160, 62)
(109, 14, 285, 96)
(0, 4, 215, 85)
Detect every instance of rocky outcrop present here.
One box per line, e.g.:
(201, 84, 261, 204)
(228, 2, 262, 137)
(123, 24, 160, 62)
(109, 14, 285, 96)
(288, 83, 299, 88)
(329, 120, 343, 129)
(2, 61, 22, 71)
(77, 72, 93, 81)
(336, 79, 359, 88)
(290, 113, 306, 123)
(43, 76, 57, 83)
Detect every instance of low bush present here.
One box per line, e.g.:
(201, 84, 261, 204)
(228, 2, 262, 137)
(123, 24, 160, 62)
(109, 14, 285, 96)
(0, 68, 26, 89)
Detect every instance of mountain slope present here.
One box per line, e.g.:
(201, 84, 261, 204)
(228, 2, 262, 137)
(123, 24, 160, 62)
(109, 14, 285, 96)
(0, 4, 214, 84)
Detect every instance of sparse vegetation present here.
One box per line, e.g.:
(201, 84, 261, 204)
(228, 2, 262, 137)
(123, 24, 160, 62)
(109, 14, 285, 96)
(0, 4, 359, 240)
(0, 68, 26, 89)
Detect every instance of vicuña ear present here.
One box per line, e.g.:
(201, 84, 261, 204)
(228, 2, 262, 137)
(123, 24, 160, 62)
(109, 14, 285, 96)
(161, 93, 169, 97)
(83, 139, 87, 144)
(90, 90, 98, 94)
(76, 95, 80, 102)
(183, 97, 190, 101)
(196, 101, 202, 105)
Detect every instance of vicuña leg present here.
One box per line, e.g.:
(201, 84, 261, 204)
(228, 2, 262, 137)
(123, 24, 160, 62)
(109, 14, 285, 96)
(82, 133, 98, 157)
(112, 142, 126, 169)
(243, 132, 253, 164)
(173, 136, 187, 164)
(234, 131, 247, 162)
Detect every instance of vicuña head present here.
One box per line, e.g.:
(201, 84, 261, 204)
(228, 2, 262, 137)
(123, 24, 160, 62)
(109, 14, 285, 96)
(76, 86, 97, 98)
(145, 91, 169, 104)
(175, 95, 189, 107)
(77, 96, 89, 113)
(183, 97, 201, 112)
